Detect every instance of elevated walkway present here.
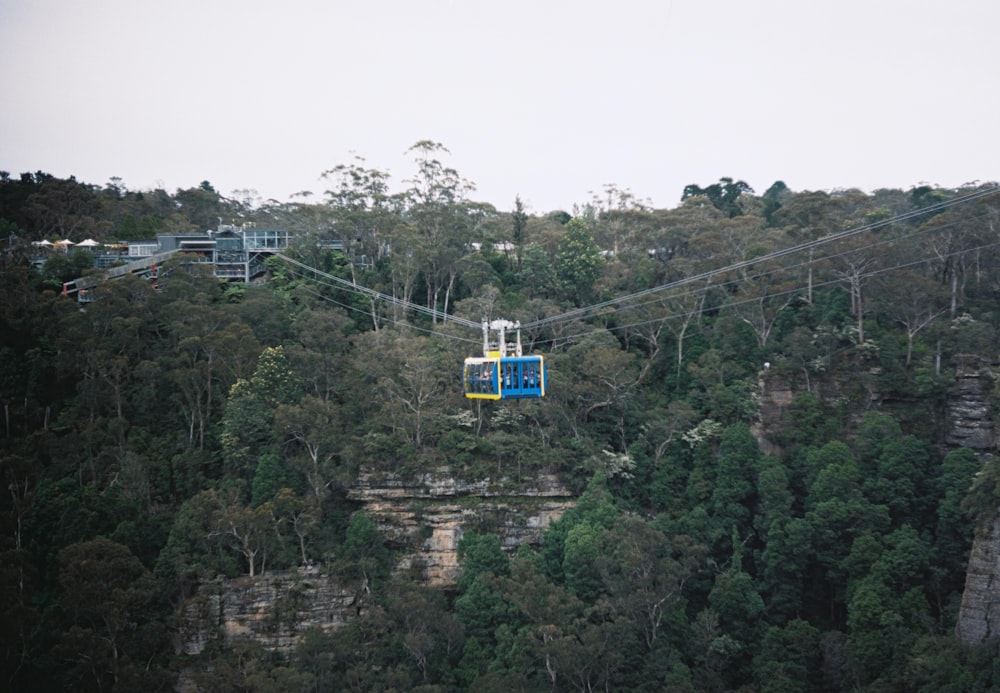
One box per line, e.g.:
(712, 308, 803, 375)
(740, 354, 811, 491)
(62, 249, 179, 299)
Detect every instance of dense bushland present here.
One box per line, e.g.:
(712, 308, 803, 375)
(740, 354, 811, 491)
(2, 161, 1000, 690)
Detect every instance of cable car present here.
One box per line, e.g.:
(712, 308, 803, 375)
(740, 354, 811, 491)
(464, 320, 546, 400)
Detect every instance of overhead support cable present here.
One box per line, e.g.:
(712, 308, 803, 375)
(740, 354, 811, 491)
(522, 185, 1000, 331)
(274, 253, 481, 330)
(278, 185, 999, 346)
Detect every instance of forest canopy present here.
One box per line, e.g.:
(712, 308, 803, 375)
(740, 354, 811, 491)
(2, 153, 1000, 691)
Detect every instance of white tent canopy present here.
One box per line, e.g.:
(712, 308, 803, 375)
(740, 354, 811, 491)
(75, 238, 100, 247)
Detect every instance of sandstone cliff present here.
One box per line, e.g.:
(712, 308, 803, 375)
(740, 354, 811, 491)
(346, 467, 575, 586)
(756, 355, 1000, 644)
(178, 467, 574, 654)
(179, 569, 358, 655)
(950, 357, 1000, 645)
(946, 354, 997, 450)
(179, 353, 1000, 653)
(955, 508, 1000, 645)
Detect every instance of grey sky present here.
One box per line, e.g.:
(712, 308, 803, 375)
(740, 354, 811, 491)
(2, 0, 997, 213)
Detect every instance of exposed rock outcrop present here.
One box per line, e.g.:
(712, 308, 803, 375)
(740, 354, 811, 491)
(947, 354, 996, 450)
(758, 355, 1000, 644)
(347, 467, 575, 586)
(182, 355, 1000, 654)
(178, 467, 575, 654)
(179, 569, 358, 655)
(955, 508, 1000, 644)
(753, 372, 795, 456)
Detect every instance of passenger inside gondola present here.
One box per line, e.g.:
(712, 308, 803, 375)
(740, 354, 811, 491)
(479, 362, 494, 394)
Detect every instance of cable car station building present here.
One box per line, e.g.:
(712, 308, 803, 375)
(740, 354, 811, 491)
(62, 225, 341, 301)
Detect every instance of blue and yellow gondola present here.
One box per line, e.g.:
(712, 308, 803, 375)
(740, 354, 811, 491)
(463, 354, 546, 400)
(463, 319, 546, 400)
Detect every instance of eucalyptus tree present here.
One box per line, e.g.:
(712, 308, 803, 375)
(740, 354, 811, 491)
(510, 195, 528, 272)
(587, 183, 652, 256)
(517, 242, 560, 300)
(638, 196, 731, 381)
(728, 253, 802, 353)
(55, 537, 163, 691)
(658, 277, 712, 384)
(769, 190, 850, 304)
(682, 177, 754, 218)
(219, 345, 303, 479)
(828, 230, 882, 346)
(554, 217, 604, 308)
(275, 395, 343, 505)
(923, 187, 1000, 314)
(874, 269, 949, 369)
(596, 514, 703, 651)
(173, 182, 228, 231)
(277, 193, 338, 275)
(52, 275, 160, 488)
(23, 175, 109, 240)
(223, 499, 277, 577)
(402, 140, 477, 323)
(286, 305, 356, 402)
(353, 329, 454, 454)
(321, 155, 400, 283)
(159, 295, 261, 450)
(548, 329, 639, 447)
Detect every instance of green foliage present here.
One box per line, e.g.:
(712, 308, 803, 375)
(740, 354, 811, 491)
(3, 170, 999, 690)
(962, 454, 1000, 525)
(518, 243, 559, 298)
(933, 448, 979, 597)
(541, 472, 618, 584)
(554, 217, 604, 306)
(781, 390, 843, 453)
(682, 177, 754, 217)
(708, 566, 766, 683)
(753, 619, 822, 692)
(55, 537, 169, 690)
(562, 521, 604, 601)
(251, 453, 292, 507)
(337, 511, 391, 591)
(39, 249, 95, 288)
(456, 532, 508, 592)
(903, 636, 1000, 692)
(155, 489, 238, 594)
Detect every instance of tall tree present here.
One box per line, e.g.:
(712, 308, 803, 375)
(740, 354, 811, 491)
(682, 177, 754, 218)
(554, 218, 604, 308)
(322, 155, 399, 283)
(56, 537, 162, 690)
(511, 195, 528, 273)
(403, 140, 477, 323)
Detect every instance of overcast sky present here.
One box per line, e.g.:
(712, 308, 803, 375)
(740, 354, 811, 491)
(2, 0, 997, 213)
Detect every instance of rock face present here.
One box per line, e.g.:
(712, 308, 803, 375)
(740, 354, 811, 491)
(753, 372, 795, 456)
(756, 355, 997, 453)
(180, 355, 1000, 653)
(946, 354, 996, 450)
(347, 467, 575, 586)
(178, 467, 575, 654)
(955, 508, 1000, 644)
(905, 353, 999, 644)
(757, 356, 1000, 644)
(950, 355, 1000, 643)
(179, 569, 358, 655)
